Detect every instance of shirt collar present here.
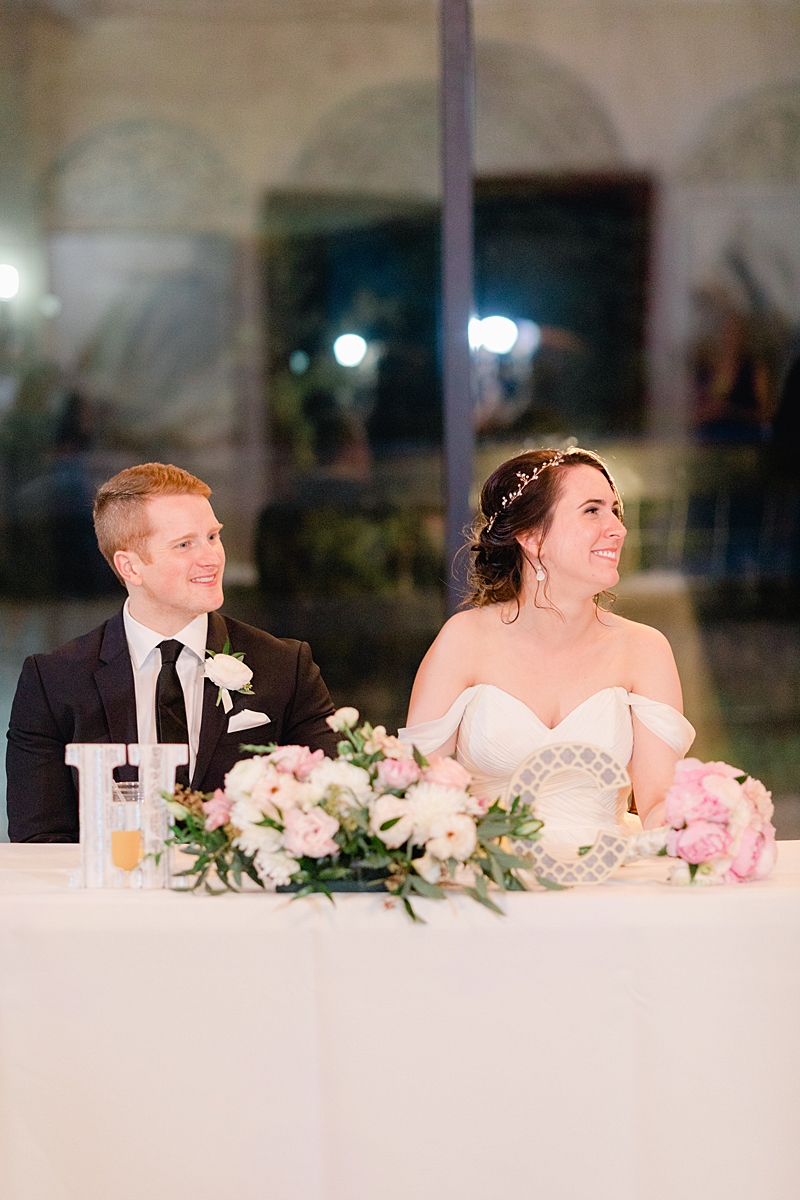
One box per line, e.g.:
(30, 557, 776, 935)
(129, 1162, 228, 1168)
(123, 599, 209, 670)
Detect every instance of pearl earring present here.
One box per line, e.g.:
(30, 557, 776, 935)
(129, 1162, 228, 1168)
(535, 565, 545, 582)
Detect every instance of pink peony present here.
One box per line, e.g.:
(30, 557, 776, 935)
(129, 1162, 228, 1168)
(267, 744, 326, 780)
(741, 776, 774, 824)
(667, 776, 743, 827)
(424, 756, 473, 791)
(283, 806, 340, 859)
(674, 758, 742, 783)
(726, 824, 777, 882)
(202, 788, 233, 831)
(376, 757, 420, 791)
(666, 820, 731, 864)
(753, 824, 778, 880)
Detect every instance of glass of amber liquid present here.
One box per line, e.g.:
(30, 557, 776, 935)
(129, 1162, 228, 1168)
(111, 782, 143, 885)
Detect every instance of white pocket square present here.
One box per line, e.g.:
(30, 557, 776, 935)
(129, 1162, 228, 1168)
(228, 709, 271, 734)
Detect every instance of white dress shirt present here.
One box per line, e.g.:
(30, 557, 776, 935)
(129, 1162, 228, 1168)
(122, 600, 208, 777)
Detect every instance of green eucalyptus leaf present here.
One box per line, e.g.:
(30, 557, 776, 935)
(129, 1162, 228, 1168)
(462, 886, 504, 915)
(409, 875, 445, 899)
(535, 874, 568, 891)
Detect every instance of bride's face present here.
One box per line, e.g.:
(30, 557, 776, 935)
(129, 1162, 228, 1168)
(522, 464, 626, 593)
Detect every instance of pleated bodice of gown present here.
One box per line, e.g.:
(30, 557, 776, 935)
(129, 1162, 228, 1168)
(399, 686, 696, 848)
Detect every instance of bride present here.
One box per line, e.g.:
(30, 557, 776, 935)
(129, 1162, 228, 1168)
(399, 447, 695, 848)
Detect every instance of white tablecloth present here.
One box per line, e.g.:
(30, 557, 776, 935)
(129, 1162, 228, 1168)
(1, 842, 799, 1200)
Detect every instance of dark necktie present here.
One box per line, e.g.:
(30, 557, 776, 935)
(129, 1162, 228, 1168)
(156, 640, 190, 787)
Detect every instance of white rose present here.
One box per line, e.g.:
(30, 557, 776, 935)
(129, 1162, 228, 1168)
(426, 813, 477, 862)
(369, 795, 414, 848)
(308, 759, 372, 808)
(224, 756, 270, 804)
(405, 781, 465, 845)
(414, 851, 442, 884)
(325, 706, 360, 731)
(204, 653, 253, 692)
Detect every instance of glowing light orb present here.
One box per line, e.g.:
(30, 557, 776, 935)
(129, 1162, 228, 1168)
(333, 334, 368, 367)
(0, 265, 20, 301)
(479, 316, 519, 355)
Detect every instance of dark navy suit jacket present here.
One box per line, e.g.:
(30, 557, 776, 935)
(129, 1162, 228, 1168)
(6, 609, 338, 842)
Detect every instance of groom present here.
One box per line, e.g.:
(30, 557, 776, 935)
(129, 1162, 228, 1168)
(6, 462, 339, 842)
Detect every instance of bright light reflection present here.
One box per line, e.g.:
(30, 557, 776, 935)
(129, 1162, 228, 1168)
(468, 318, 483, 350)
(333, 333, 368, 367)
(0, 265, 20, 301)
(480, 316, 519, 354)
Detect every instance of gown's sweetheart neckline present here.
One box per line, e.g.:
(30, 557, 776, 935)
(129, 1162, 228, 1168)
(461, 683, 632, 733)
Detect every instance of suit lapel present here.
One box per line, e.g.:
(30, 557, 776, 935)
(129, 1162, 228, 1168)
(94, 612, 139, 746)
(191, 611, 228, 790)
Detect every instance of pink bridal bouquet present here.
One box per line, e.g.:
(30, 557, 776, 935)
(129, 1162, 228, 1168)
(660, 758, 777, 886)
(164, 707, 544, 920)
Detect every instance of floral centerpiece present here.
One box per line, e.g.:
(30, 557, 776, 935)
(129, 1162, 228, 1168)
(655, 758, 778, 885)
(165, 707, 546, 920)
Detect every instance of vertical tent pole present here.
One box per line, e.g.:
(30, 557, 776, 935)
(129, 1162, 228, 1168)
(440, 0, 475, 614)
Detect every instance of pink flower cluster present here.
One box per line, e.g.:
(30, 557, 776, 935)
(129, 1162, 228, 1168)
(376, 753, 473, 794)
(663, 758, 777, 883)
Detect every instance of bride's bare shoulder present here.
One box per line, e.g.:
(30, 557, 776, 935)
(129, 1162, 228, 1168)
(436, 604, 502, 644)
(606, 612, 673, 655)
(406, 605, 500, 721)
(603, 612, 681, 701)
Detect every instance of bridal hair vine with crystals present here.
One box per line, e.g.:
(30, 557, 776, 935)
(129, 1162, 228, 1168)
(484, 450, 569, 532)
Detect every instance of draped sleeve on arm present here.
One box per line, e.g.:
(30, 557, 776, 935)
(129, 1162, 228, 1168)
(627, 693, 696, 756)
(398, 686, 482, 757)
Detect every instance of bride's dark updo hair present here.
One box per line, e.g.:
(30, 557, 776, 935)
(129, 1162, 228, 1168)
(465, 446, 623, 608)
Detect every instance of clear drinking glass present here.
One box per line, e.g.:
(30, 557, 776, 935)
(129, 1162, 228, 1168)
(111, 782, 143, 886)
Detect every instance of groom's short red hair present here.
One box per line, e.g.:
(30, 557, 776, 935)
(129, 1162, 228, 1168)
(93, 462, 211, 579)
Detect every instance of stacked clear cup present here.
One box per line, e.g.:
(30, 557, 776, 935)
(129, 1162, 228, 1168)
(111, 781, 143, 887)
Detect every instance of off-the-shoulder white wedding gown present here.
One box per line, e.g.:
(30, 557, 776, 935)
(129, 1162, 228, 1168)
(399, 686, 696, 848)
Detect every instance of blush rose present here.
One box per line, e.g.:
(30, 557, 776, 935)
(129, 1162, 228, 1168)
(282, 807, 340, 859)
(376, 757, 420, 791)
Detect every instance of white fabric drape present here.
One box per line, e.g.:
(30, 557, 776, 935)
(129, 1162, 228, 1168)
(1, 842, 799, 1200)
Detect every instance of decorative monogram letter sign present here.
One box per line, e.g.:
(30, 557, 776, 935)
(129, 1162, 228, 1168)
(127, 743, 189, 889)
(506, 742, 631, 886)
(66, 743, 128, 888)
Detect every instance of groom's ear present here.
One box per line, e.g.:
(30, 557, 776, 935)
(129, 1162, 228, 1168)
(114, 548, 144, 588)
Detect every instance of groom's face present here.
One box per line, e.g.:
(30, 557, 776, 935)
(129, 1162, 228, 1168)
(119, 492, 226, 626)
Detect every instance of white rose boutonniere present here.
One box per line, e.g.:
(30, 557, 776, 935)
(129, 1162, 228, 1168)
(204, 638, 254, 713)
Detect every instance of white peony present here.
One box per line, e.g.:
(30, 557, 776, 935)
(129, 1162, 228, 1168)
(405, 781, 467, 846)
(233, 822, 283, 858)
(204, 653, 253, 692)
(255, 849, 300, 888)
(426, 813, 477, 862)
(370, 795, 414, 848)
(326, 706, 360, 731)
(308, 759, 372, 809)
